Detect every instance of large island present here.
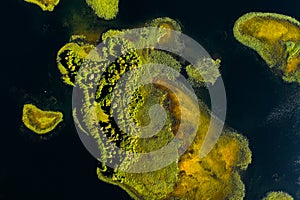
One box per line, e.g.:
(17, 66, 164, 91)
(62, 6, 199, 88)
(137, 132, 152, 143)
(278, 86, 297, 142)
(58, 17, 252, 199)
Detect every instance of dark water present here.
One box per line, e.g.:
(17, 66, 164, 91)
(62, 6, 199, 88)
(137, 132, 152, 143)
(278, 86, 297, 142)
(1, 0, 300, 199)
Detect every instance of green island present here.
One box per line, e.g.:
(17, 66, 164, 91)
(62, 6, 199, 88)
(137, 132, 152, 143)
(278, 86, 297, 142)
(86, 0, 119, 20)
(233, 12, 300, 83)
(59, 17, 252, 199)
(24, 0, 60, 11)
(263, 191, 294, 200)
(22, 104, 63, 134)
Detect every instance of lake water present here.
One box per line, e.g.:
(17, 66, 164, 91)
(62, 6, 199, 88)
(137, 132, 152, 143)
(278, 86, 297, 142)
(2, 0, 300, 199)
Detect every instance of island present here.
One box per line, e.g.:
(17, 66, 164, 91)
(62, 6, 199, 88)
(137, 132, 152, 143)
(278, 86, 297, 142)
(24, 0, 60, 11)
(233, 12, 300, 83)
(22, 104, 63, 134)
(263, 191, 294, 200)
(61, 17, 252, 199)
(85, 0, 119, 20)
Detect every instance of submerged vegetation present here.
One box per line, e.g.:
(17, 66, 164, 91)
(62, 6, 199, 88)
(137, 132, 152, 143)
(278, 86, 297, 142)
(22, 104, 63, 134)
(233, 12, 300, 83)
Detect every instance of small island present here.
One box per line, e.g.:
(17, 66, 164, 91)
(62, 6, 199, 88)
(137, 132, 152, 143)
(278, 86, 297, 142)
(24, 0, 60, 11)
(22, 104, 63, 134)
(263, 191, 294, 200)
(233, 12, 300, 83)
(85, 0, 119, 20)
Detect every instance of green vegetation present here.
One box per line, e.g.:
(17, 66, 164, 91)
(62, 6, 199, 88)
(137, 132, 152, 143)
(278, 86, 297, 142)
(22, 104, 63, 134)
(60, 17, 251, 199)
(263, 191, 294, 200)
(56, 35, 96, 86)
(24, 0, 60, 11)
(97, 162, 179, 200)
(186, 58, 221, 86)
(146, 17, 182, 32)
(233, 12, 300, 84)
(86, 0, 119, 20)
(167, 124, 251, 200)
